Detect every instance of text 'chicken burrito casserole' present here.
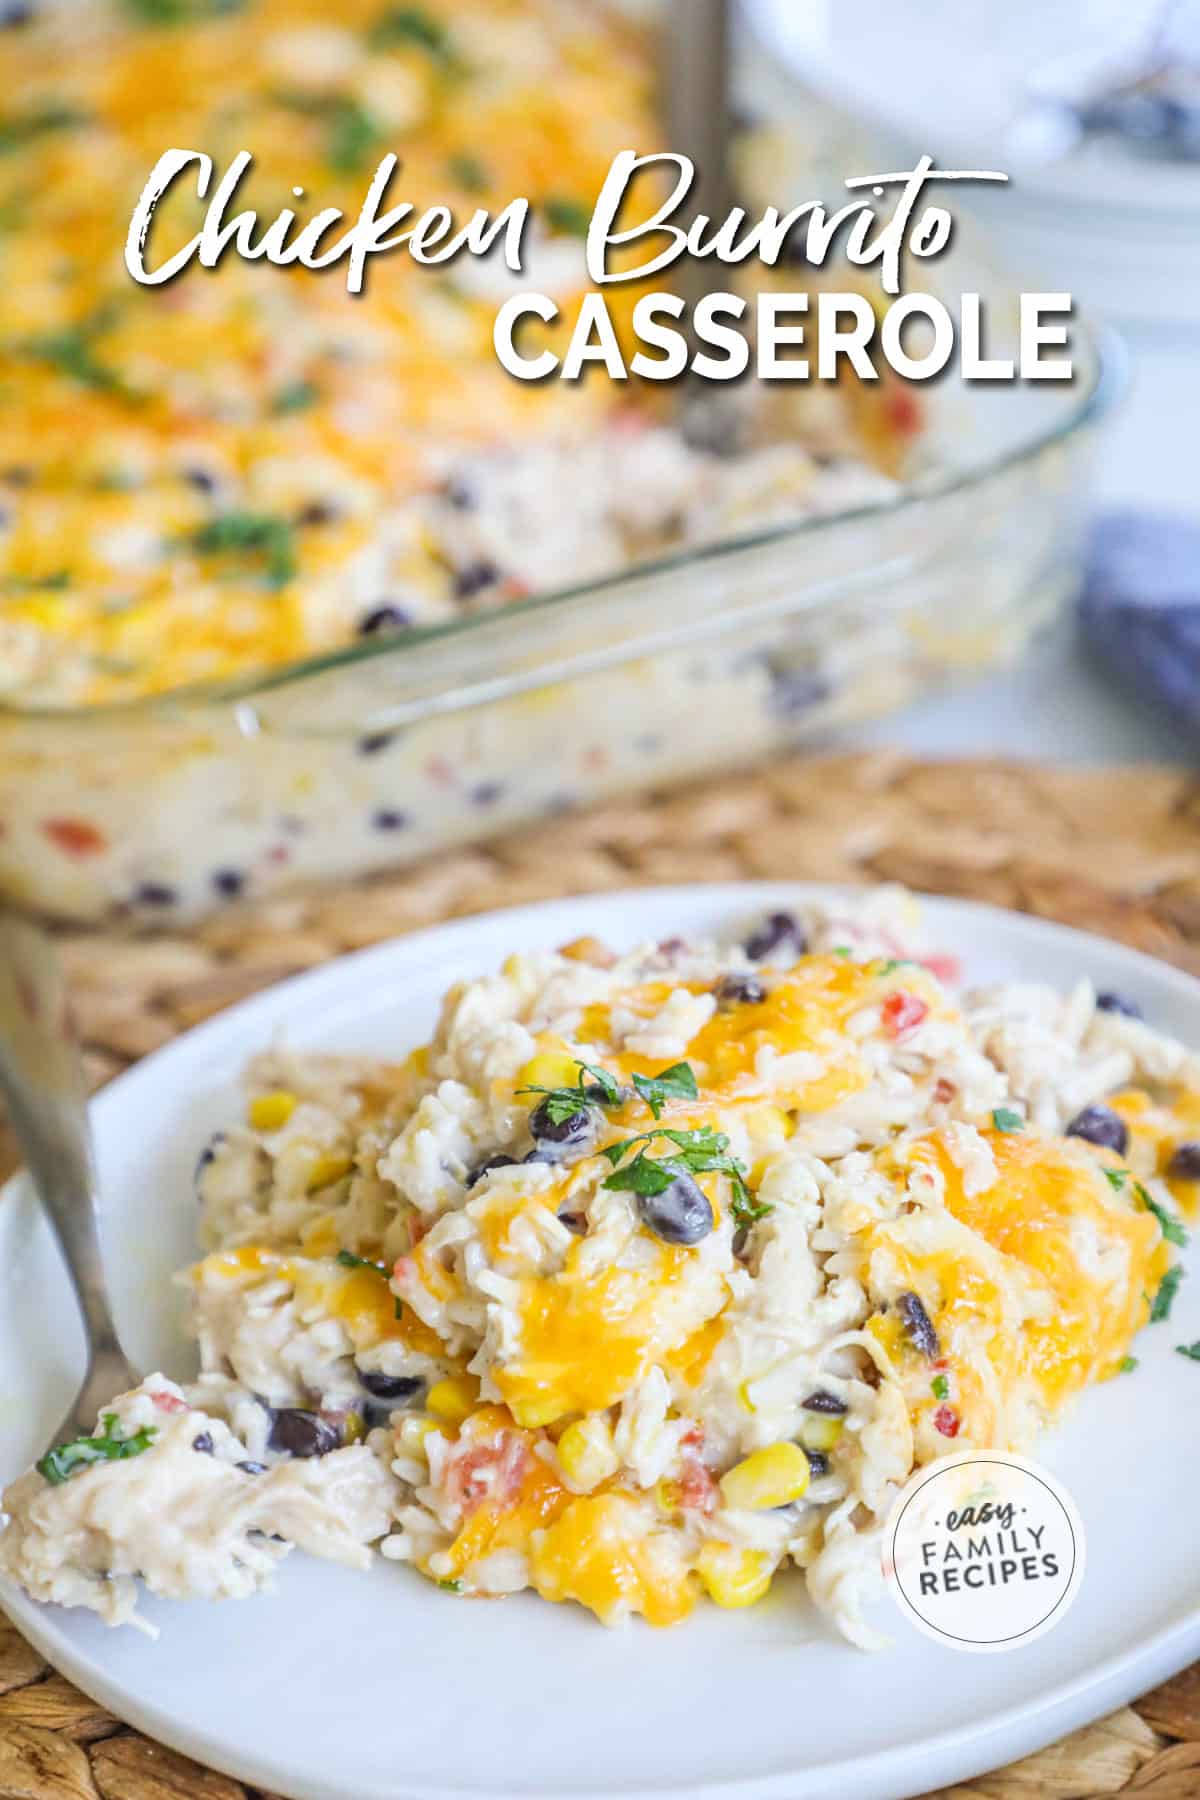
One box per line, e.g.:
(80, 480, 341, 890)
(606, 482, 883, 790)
(2, 889, 1192, 1645)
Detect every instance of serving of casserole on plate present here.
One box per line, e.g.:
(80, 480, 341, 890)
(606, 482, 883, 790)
(1, 884, 1198, 1800)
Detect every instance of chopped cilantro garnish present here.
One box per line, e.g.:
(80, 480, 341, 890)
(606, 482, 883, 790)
(122, 0, 243, 22)
(730, 1190, 772, 1231)
(516, 1059, 621, 1125)
(326, 98, 381, 174)
(0, 103, 84, 158)
(1151, 1264, 1185, 1323)
(189, 511, 297, 589)
(1118, 1356, 1138, 1374)
(876, 959, 915, 976)
(368, 5, 456, 63)
(602, 1123, 764, 1227)
(1, 570, 70, 594)
(832, 945, 852, 958)
(1175, 1342, 1200, 1361)
(631, 1062, 698, 1120)
(438, 1577, 464, 1590)
(991, 1108, 1024, 1134)
(270, 379, 319, 416)
(1138, 1186, 1189, 1248)
(1104, 1168, 1127, 1190)
(22, 315, 135, 399)
(394, 1296, 404, 1321)
(543, 196, 591, 237)
(336, 1249, 387, 1273)
(447, 152, 488, 191)
(931, 1373, 950, 1400)
(37, 1412, 157, 1487)
(275, 92, 382, 175)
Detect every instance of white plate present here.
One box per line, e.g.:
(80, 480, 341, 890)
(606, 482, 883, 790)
(3, 884, 1200, 1800)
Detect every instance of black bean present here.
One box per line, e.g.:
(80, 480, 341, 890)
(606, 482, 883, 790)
(358, 1369, 424, 1402)
(371, 808, 409, 832)
(357, 731, 397, 756)
(716, 974, 765, 1008)
(134, 881, 177, 908)
(0, 5, 32, 25)
(236, 1460, 267, 1476)
(803, 1449, 830, 1477)
(744, 911, 807, 963)
(557, 1208, 588, 1236)
(443, 476, 475, 510)
(529, 1099, 596, 1154)
(1168, 1141, 1200, 1182)
(470, 781, 504, 808)
(1066, 1104, 1129, 1155)
(466, 1152, 519, 1187)
(1096, 991, 1143, 1020)
(191, 1432, 215, 1454)
(212, 868, 244, 898)
(523, 1147, 555, 1165)
(453, 559, 499, 598)
(768, 669, 830, 720)
(296, 500, 337, 527)
(183, 465, 216, 492)
(194, 1133, 224, 1184)
(267, 1409, 341, 1459)
(802, 1390, 848, 1415)
(636, 1173, 714, 1247)
(358, 604, 411, 637)
(896, 1291, 940, 1360)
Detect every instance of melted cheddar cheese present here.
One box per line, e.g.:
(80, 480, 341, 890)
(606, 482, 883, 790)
(1110, 1087, 1200, 1215)
(579, 956, 945, 1116)
(870, 1127, 1168, 1444)
(529, 1494, 696, 1627)
(493, 1233, 719, 1428)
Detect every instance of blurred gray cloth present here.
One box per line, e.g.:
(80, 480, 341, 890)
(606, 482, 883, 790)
(1078, 509, 1200, 748)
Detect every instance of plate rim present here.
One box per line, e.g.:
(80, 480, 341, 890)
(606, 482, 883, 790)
(4, 879, 1200, 1800)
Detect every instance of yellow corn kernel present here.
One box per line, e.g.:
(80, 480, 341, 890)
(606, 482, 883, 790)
(426, 1377, 477, 1426)
(697, 1543, 774, 1609)
(306, 1153, 354, 1194)
(800, 1414, 844, 1454)
(248, 1090, 297, 1132)
(557, 936, 616, 969)
(719, 1443, 810, 1510)
(509, 1393, 568, 1429)
(516, 1048, 582, 1098)
(557, 1416, 619, 1491)
(750, 1105, 793, 1140)
(405, 1046, 430, 1080)
(342, 1410, 366, 1445)
(395, 1416, 436, 1457)
(299, 1214, 340, 1258)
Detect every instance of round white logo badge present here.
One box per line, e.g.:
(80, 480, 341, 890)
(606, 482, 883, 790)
(883, 1451, 1085, 1653)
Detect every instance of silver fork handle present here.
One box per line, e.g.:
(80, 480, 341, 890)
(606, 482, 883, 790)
(0, 912, 138, 1438)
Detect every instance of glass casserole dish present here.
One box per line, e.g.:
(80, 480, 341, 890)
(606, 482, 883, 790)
(0, 318, 1118, 926)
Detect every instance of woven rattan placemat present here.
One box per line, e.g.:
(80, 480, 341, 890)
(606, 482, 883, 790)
(3, 751, 1200, 1800)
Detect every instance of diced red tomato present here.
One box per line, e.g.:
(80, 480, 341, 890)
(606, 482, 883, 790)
(882, 992, 929, 1039)
(149, 1390, 188, 1415)
(933, 1077, 957, 1104)
(933, 1405, 960, 1438)
(676, 1459, 717, 1514)
(42, 817, 107, 858)
(885, 385, 923, 437)
(445, 1433, 529, 1517)
(922, 953, 962, 985)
